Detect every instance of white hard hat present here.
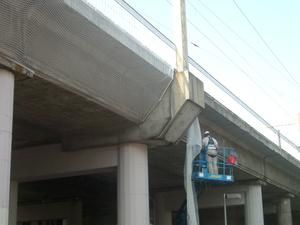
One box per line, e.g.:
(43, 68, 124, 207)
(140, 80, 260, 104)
(204, 131, 210, 135)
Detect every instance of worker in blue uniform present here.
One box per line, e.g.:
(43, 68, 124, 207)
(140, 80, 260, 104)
(202, 131, 219, 174)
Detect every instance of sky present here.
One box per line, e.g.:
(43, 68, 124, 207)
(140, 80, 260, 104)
(86, 0, 300, 159)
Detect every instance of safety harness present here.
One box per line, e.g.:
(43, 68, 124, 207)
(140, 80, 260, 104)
(206, 137, 217, 157)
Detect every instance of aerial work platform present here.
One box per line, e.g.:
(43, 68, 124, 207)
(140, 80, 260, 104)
(176, 147, 238, 225)
(192, 147, 237, 183)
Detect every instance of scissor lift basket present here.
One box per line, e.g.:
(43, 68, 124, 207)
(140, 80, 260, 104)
(192, 147, 237, 183)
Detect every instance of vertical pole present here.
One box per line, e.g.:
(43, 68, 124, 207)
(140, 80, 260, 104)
(172, 0, 191, 115)
(277, 130, 281, 149)
(0, 69, 14, 225)
(224, 194, 228, 225)
(175, 0, 189, 72)
(223, 148, 226, 176)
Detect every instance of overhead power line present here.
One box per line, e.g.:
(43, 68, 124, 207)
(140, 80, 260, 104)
(272, 122, 299, 128)
(186, 19, 293, 117)
(196, 0, 286, 77)
(186, 0, 293, 117)
(232, 0, 300, 88)
(113, 0, 299, 151)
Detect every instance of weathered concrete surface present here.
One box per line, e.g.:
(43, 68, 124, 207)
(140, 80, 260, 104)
(63, 71, 204, 149)
(12, 144, 118, 181)
(12, 89, 300, 196)
(0, 0, 172, 123)
(0, 0, 204, 149)
(1, 1, 299, 219)
(13, 76, 134, 149)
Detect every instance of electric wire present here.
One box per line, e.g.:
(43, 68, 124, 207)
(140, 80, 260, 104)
(232, 0, 300, 88)
(196, 0, 286, 76)
(186, 21, 293, 117)
(194, 0, 299, 93)
(113, 0, 299, 151)
(186, 0, 294, 117)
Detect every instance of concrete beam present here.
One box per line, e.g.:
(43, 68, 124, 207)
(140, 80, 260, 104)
(64, 72, 205, 149)
(163, 72, 204, 143)
(200, 103, 300, 196)
(11, 144, 118, 181)
(156, 185, 246, 212)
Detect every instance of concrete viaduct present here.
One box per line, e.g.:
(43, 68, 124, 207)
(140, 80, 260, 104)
(0, 0, 299, 225)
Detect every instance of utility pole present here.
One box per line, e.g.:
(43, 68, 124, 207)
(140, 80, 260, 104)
(224, 194, 228, 225)
(277, 130, 282, 149)
(174, 2, 201, 225)
(175, 0, 189, 72)
(172, 0, 192, 116)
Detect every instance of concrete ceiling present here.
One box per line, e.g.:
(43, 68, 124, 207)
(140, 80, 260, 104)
(13, 76, 134, 149)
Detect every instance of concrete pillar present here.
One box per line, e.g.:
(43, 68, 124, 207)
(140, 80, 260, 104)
(155, 193, 172, 225)
(8, 181, 18, 225)
(0, 69, 14, 225)
(118, 143, 149, 225)
(244, 185, 264, 225)
(277, 197, 293, 225)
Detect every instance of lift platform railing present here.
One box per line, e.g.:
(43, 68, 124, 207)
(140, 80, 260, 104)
(192, 147, 237, 183)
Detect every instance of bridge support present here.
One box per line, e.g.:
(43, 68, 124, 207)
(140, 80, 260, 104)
(278, 196, 293, 225)
(245, 184, 265, 225)
(0, 69, 14, 225)
(118, 143, 149, 225)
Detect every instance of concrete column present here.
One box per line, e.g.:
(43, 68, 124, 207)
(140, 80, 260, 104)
(155, 193, 172, 225)
(244, 185, 264, 225)
(8, 181, 18, 225)
(278, 197, 293, 225)
(118, 143, 149, 225)
(0, 69, 14, 225)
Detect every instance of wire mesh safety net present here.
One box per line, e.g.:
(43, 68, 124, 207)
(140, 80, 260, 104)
(0, 0, 173, 122)
(185, 118, 202, 225)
